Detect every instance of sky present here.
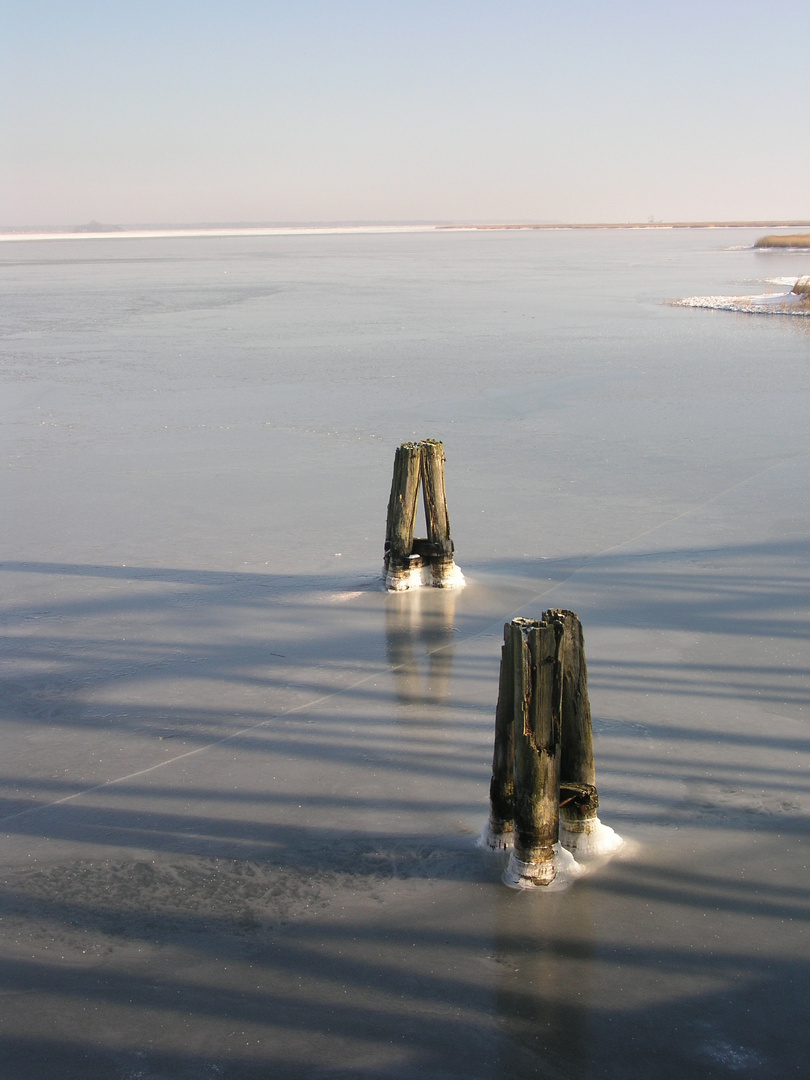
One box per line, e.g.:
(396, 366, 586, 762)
(2, 0, 809, 227)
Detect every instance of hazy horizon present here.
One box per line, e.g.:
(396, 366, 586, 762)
(4, 218, 810, 235)
(3, 0, 809, 228)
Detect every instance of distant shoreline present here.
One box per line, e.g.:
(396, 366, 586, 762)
(2, 220, 810, 243)
(438, 220, 810, 231)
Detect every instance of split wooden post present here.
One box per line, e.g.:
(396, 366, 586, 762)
(485, 626, 516, 848)
(505, 616, 565, 887)
(383, 439, 464, 591)
(419, 439, 456, 587)
(544, 609, 599, 843)
(485, 608, 621, 875)
(384, 442, 421, 589)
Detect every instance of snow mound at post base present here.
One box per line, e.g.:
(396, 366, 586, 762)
(560, 816, 625, 858)
(383, 562, 466, 592)
(502, 843, 586, 892)
(478, 821, 514, 851)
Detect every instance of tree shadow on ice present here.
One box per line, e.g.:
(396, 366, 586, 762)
(0, 865, 807, 1079)
(0, 546, 807, 848)
(0, 548, 808, 1076)
(0, 558, 477, 759)
(0, 558, 496, 887)
(487, 536, 810, 639)
(484, 536, 809, 830)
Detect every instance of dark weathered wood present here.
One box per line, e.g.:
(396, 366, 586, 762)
(544, 609, 598, 830)
(559, 782, 598, 813)
(383, 438, 463, 591)
(486, 625, 516, 845)
(419, 439, 450, 543)
(384, 442, 421, 569)
(419, 439, 457, 586)
(511, 617, 563, 880)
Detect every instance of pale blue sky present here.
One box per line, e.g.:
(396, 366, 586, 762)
(2, 0, 808, 226)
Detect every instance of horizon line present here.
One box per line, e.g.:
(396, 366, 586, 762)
(2, 219, 809, 244)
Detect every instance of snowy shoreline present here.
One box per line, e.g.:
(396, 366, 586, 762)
(672, 276, 810, 315)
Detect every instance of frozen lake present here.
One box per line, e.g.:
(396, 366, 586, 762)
(1, 228, 808, 1078)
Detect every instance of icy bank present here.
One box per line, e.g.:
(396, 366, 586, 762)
(672, 276, 810, 315)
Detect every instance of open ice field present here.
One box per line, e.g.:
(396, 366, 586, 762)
(1, 227, 808, 1078)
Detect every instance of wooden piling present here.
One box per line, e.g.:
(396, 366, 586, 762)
(486, 608, 621, 876)
(506, 616, 564, 886)
(485, 626, 516, 848)
(383, 439, 463, 591)
(384, 442, 421, 589)
(419, 439, 457, 587)
(543, 609, 599, 839)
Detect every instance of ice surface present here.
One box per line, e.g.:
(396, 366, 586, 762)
(1, 227, 808, 1078)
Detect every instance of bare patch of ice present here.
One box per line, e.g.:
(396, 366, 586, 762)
(697, 1037, 763, 1071)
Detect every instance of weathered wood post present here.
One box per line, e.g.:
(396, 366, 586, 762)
(544, 609, 597, 830)
(384, 442, 421, 590)
(543, 608, 623, 857)
(504, 616, 565, 888)
(484, 626, 516, 849)
(419, 439, 459, 587)
(383, 439, 464, 591)
(484, 609, 622, 880)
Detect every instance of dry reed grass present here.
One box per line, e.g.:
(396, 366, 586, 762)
(755, 234, 810, 249)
